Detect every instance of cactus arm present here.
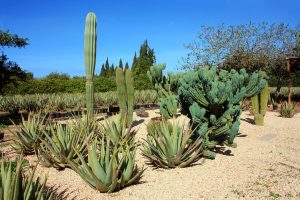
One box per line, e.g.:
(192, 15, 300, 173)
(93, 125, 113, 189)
(84, 12, 97, 122)
(125, 69, 134, 127)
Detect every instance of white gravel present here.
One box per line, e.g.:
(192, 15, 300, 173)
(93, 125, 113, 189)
(25, 110, 300, 200)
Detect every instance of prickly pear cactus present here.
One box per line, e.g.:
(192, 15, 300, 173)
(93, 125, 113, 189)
(251, 83, 269, 125)
(147, 64, 181, 118)
(178, 66, 266, 159)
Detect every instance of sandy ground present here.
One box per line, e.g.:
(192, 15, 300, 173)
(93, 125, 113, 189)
(14, 110, 300, 199)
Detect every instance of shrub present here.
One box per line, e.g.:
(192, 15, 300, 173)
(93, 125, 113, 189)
(11, 113, 45, 155)
(0, 157, 60, 199)
(279, 102, 296, 118)
(68, 137, 144, 193)
(142, 120, 203, 168)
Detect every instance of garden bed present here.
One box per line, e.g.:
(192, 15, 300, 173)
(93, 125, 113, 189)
(19, 109, 300, 200)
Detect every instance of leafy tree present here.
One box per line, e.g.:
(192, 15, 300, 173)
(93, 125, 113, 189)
(183, 22, 300, 101)
(0, 30, 30, 93)
(0, 30, 29, 48)
(45, 72, 70, 80)
(118, 58, 123, 70)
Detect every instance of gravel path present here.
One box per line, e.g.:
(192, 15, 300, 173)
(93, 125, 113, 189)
(26, 110, 300, 200)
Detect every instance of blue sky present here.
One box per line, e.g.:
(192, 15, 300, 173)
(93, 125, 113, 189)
(1, 0, 299, 77)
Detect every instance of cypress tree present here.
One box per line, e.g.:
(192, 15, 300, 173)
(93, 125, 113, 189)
(109, 63, 115, 77)
(125, 62, 129, 70)
(105, 58, 110, 78)
(100, 64, 105, 77)
(131, 52, 138, 74)
(119, 58, 123, 70)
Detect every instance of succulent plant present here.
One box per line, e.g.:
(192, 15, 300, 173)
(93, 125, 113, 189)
(84, 12, 97, 122)
(68, 137, 144, 193)
(147, 64, 181, 119)
(178, 66, 267, 159)
(0, 157, 60, 199)
(142, 120, 203, 168)
(116, 68, 135, 127)
(251, 83, 269, 125)
(11, 113, 45, 155)
(136, 107, 149, 118)
(279, 102, 296, 118)
(101, 117, 136, 148)
(36, 122, 92, 170)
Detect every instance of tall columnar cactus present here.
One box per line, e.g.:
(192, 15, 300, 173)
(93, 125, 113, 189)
(84, 12, 97, 122)
(116, 68, 134, 127)
(147, 64, 181, 118)
(178, 66, 267, 159)
(251, 83, 269, 125)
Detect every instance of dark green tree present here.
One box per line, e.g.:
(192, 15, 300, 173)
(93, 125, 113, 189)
(132, 40, 156, 76)
(0, 30, 30, 93)
(131, 52, 138, 73)
(105, 58, 110, 78)
(100, 64, 105, 77)
(118, 58, 123, 70)
(125, 62, 129, 70)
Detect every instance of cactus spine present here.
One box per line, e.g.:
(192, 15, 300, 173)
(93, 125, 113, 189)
(251, 83, 269, 125)
(84, 12, 97, 122)
(116, 68, 134, 127)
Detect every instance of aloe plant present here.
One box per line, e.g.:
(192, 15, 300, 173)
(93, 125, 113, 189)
(142, 120, 203, 168)
(68, 137, 144, 193)
(279, 102, 296, 118)
(36, 122, 92, 170)
(101, 117, 136, 147)
(0, 157, 59, 199)
(11, 113, 45, 155)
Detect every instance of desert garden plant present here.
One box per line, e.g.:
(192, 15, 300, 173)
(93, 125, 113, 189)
(279, 102, 296, 118)
(101, 117, 137, 148)
(84, 12, 97, 122)
(178, 66, 267, 158)
(251, 83, 269, 125)
(147, 64, 181, 118)
(116, 68, 134, 127)
(68, 137, 144, 193)
(11, 113, 45, 155)
(36, 122, 92, 170)
(142, 120, 203, 168)
(0, 157, 59, 199)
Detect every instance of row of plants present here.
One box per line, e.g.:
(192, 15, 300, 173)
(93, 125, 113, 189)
(0, 90, 158, 115)
(269, 87, 300, 100)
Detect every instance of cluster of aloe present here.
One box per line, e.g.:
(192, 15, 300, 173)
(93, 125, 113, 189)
(68, 134, 143, 192)
(11, 114, 46, 155)
(0, 90, 158, 114)
(36, 122, 92, 169)
(142, 120, 203, 168)
(147, 64, 181, 118)
(0, 157, 61, 199)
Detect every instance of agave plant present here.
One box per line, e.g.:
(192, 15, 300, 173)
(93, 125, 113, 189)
(0, 157, 59, 199)
(142, 120, 203, 168)
(36, 122, 92, 169)
(101, 117, 136, 147)
(11, 113, 45, 155)
(68, 137, 144, 193)
(279, 102, 296, 118)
